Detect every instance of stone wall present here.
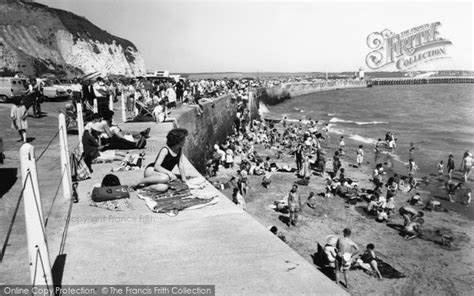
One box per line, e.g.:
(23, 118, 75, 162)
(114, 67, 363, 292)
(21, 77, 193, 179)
(177, 95, 237, 173)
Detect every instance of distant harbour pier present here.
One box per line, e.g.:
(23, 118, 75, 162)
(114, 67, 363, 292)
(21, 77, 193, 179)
(368, 76, 474, 86)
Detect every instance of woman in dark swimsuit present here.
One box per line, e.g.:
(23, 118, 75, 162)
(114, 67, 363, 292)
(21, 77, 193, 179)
(132, 128, 188, 192)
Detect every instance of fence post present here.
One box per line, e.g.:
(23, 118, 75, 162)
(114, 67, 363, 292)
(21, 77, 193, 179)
(20, 144, 54, 287)
(109, 94, 114, 111)
(93, 98, 98, 113)
(58, 113, 72, 200)
(121, 93, 126, 123)
(76, 103, 84, 153)
(133, 91, 139, 117)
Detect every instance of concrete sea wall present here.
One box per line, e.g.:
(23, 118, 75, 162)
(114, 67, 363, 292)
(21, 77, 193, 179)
(259, 80, 367, 105)
(177, 95, 238, 173)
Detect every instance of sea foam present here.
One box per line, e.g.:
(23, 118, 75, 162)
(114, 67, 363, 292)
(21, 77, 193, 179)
(329, 117, 353, 124)
(349, 135, 378, 145)
(354, 121, 389, 125)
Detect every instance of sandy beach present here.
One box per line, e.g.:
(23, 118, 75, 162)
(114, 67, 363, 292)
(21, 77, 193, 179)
(210, 123, 474, 296)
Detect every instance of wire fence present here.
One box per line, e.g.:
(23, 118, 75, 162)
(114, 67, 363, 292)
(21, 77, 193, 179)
(36, 128, 61, 162)
(44, 166, 68, 227)
(1, 113, 78, 290)
(31, 245, 52, 291)
(0, 171, 31, 263)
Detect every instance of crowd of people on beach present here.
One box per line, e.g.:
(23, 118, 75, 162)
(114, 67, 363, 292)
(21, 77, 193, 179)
(198, 101, 472, 286)
(6, 72, 472, 289)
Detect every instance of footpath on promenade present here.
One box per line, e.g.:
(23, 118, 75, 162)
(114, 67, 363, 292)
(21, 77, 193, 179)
(2, 103, 347, 295)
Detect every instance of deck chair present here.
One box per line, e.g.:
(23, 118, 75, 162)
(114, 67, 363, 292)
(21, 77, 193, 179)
(65, 109, 78, 131)
(84, 100, 95, 112)
(135, 99, 154, 117)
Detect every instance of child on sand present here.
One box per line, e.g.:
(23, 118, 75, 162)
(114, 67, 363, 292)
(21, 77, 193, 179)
(463, 187, 472, 207)
(437, 160, 444, 178)
(232, 187, 246, 209)
(225, 147, 234, 168)
(408, 192, 424, 206)
(407, 158, 419, 177)
(446, 154, 455, 180)
(288, 184, 301, 227)
(306, 192, 317, 209)
(261, 170, 273, 189)
(446, 180, 462, 203)
(356, 145, 364, 168)
(11, 101, 28, 143)
(408, 175, 418, 192)
(339, 136, 345, 152)
(460, 151, 473, 183)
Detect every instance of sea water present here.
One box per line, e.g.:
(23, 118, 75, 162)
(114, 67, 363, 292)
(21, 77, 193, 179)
(260, 84, 474, 218)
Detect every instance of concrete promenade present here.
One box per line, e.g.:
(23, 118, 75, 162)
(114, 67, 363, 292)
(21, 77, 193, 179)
(1, 103, 346, 295)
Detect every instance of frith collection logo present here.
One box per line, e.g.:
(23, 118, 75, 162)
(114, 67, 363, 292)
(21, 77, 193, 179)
(366, 22, 452, 70)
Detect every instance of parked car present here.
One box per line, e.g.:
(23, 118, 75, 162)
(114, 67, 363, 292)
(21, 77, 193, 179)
(37, 78, 70, 100)
(58, 79, 75, 94)
(0, 77, 27, 103)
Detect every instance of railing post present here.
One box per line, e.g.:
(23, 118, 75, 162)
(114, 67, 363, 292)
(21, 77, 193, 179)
(20, 144, 54, 287)
(133, 92, 139, 117)
(121, 93, 127, 123)
(76, 103, 84, 153)
(58, 113, 72, 200)
(109, 94, 114, 111)
(93, 98, 98, 113)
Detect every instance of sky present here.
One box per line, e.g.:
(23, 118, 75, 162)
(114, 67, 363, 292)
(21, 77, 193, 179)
(36, 0, 473, 73)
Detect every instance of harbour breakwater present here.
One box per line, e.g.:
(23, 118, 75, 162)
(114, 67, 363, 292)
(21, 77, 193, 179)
(257, 80, 367, 105)
(369, 76, 474, 86)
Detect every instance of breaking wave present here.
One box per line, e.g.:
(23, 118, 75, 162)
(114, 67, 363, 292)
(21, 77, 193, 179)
(329, 117, 354, 124)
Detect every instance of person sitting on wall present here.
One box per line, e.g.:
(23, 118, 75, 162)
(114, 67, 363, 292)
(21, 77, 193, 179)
(82, 126, 109, 173)
(88, 110, 148, 150)
(152, 100, 168, 123)
(131, 128, 188, 192)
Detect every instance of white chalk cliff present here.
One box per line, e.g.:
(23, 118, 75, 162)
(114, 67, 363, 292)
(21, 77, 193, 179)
(0, 0, 145, 77)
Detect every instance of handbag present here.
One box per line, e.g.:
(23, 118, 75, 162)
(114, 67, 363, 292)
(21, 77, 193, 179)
(70, 149, 91, 181)
(91, 185, 130, 202)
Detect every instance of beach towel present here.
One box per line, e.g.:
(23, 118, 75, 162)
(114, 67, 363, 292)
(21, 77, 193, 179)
(137, 188, 193, 201)
(352, 257, 405, 279)
(138, 192, 218, 216)
(373, 259, 405, 279)
(137, 179, 218, 215)
(89, 194, 133, 211)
